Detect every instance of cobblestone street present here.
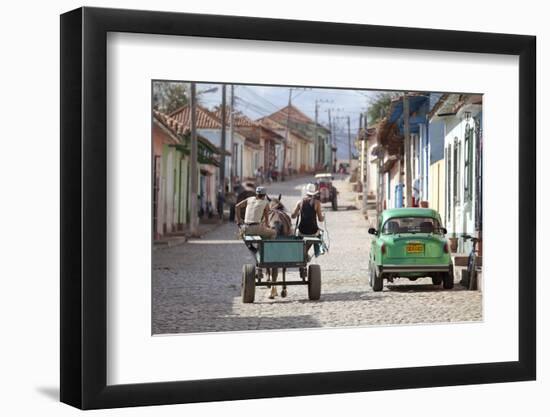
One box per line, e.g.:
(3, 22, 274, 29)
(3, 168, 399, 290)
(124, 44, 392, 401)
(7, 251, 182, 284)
(152, 176, 482, 334)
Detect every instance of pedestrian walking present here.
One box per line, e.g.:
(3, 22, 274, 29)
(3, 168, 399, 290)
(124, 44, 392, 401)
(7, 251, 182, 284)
(235, 186, 276, 239)
(412, 177, 421, 207)
(266, 163, 273, 184)
(216, 188, 225, 220)
(255, 166, 263, 185)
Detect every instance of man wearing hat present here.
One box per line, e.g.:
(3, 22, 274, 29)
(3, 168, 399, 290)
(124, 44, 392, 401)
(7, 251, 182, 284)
(291, 183, 325, 235)
(291, 183, 325, 258)
(235, 186, 276, 239)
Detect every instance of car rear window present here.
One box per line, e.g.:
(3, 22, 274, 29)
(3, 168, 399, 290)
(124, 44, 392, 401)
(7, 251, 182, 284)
(382, 217, 442, 234)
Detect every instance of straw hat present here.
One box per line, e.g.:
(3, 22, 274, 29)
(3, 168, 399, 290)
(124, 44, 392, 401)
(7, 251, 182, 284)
(305, 183, 319, 196)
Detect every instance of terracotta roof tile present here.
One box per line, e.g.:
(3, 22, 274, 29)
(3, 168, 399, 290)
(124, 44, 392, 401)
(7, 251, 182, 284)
(169, 104, 223, 129)
(257, 116, 312, 143)
(212, 107, 259, 128)
(153, 110, 227, 155)
(267, 105, 314, 125)
(153, 110, 190, 135)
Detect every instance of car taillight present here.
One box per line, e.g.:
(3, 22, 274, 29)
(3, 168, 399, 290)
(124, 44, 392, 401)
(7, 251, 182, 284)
(381, 243, 386, 255)
(443, 242, 449, 253)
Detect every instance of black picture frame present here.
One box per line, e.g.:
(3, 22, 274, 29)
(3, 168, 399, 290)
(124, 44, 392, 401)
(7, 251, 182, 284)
(60, 6, 536, 410)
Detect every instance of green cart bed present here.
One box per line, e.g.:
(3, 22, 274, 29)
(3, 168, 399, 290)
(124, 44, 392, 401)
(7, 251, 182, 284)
(241, 235, 322, 303)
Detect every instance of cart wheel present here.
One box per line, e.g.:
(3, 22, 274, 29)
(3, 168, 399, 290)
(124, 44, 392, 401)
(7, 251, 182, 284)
(242, 264, 256, 303)
(308, 264, 321, 300)
(332, 194, 338, 211)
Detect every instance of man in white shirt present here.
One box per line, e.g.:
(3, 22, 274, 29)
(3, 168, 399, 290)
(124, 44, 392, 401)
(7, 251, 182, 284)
(235, 186, 276, 239)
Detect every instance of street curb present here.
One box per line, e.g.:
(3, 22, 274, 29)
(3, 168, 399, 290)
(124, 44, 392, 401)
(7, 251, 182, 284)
(154, 220, 230, 250)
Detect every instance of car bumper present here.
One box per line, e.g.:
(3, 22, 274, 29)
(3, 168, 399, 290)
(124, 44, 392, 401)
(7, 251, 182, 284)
(379, 264, 450, 273)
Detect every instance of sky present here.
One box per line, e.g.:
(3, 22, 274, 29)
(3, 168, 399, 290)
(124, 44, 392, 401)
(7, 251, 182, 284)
(194, 83, 388, 159)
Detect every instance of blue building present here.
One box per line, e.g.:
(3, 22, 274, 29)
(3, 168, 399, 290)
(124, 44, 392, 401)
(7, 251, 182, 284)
(379, 93, 444, 209)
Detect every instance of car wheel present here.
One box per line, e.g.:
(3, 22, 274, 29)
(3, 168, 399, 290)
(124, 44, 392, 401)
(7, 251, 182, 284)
(432, 274, 443, 286)
(372, 269, 383, 292)
(332, 194, 338, 211)
(368, 263, 374, 287)
(468, 269, 478, 291)
(443, 265, 454, 289)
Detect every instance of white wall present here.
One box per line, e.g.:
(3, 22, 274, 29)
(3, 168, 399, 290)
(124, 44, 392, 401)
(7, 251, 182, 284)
(0, 1, 545, 417)
(164, 147, 176, 231)
(443, 112, 480, 242)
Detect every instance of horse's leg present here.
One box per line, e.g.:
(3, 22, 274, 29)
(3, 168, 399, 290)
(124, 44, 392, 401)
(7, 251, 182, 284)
(281, 268, 287, 298)
(269, 268, 278, 299)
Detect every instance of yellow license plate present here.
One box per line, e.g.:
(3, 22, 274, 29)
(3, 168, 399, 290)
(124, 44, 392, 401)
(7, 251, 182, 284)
(406, 243, 424, 253)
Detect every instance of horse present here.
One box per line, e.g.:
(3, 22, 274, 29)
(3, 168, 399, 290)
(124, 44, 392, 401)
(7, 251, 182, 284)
(266, 194, 293, 299)
(268, 194, 293, 237)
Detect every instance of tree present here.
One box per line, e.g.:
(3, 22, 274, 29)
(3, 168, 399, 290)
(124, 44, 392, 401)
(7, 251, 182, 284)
(367, 92, 401, 124)
(153, 81, 188, 114)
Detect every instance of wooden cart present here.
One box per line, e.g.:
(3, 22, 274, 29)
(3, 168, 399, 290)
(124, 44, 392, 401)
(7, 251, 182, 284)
(241, 235, 322, 303)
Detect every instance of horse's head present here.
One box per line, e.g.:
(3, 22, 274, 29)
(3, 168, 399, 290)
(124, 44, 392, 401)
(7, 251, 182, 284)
(267, 194, 291, 237)
(268, 194, 284, 211)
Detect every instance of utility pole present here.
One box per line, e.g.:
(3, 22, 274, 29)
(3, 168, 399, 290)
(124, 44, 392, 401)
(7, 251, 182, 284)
(347, 116, 352, 166)
(403, 92, 412, 207)
(282, 89, 292, 181)
(327, 108, 332, 173)
(189, 82, 199, 237)
(359, 113, 364, 184)
(220, 84, 226, 198)
(313, 100, 318, 172)
(229, 84, 235, 191)
(362, 115, 369, 216)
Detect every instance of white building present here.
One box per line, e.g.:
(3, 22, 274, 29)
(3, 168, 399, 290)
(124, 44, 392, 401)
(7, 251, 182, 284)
(431, 94, 483, 253)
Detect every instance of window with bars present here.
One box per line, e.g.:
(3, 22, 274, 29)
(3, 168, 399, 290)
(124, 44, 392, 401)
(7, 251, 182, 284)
(464, 125, 474, 201)
(453, 138, 460, 205)
(446, 144, 451, 221)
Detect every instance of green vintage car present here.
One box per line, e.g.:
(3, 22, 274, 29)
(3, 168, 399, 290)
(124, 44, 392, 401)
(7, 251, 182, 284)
(368, 208, 454, 291)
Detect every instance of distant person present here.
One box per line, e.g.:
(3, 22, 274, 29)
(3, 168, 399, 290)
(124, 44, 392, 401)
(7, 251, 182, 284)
(255, 166, 263, 184)
(412, 177, 421, 207)
(216, 188, 225, 220)
(235, 186, 276, 239)
(266, 163, 273, 184)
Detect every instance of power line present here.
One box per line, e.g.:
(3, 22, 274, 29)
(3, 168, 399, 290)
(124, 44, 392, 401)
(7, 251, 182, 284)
(239, 85, 367, 119)
(234, 96, 331, 130)
(237, 85, 282, 113)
